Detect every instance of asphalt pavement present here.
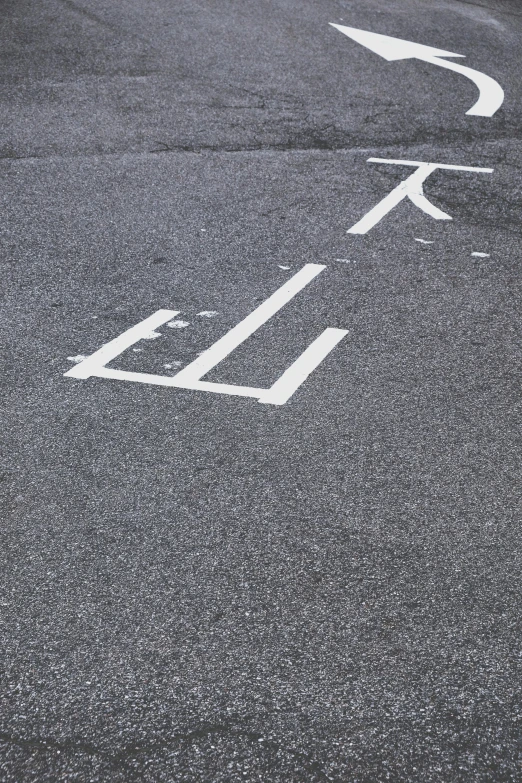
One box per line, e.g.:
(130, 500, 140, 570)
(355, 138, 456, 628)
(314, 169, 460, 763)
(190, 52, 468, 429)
(1, 0, 521, 781)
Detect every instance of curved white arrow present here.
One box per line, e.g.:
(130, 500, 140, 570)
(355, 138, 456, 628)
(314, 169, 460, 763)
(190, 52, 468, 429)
(330, 23, 504, 117)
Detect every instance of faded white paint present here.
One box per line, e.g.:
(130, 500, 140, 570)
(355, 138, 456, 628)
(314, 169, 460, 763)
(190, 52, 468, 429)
(167, 319, 190, 329)
(67, 355, 88, 364)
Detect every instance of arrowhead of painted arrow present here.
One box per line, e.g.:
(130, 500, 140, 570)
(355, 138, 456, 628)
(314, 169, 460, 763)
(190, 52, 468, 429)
(329, 23, 465, 61)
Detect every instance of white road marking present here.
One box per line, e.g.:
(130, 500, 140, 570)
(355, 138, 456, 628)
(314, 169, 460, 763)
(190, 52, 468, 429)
(258, 328, 348, 406)
(64, 266, 348, 406)
(471, 251, 490, 257)
(64, 310, 180, 379)
(278, 265, 291, 270)
(330, 24, 504, 117)
(197, 311, 218, 318)
(348, 158, 493, 235)
(171, 265, 325, 390)
(414, 238, 434, 244)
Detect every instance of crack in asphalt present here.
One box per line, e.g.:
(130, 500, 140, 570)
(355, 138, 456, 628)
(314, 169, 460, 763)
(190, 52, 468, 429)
(0, 725, 333, 781)
(56, 0, 115, 30)
(1, 133, 521, 163)
(454, 0, 522, 18)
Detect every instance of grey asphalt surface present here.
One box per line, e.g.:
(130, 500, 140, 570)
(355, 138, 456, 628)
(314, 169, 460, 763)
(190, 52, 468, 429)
(1, 0, 522, 781)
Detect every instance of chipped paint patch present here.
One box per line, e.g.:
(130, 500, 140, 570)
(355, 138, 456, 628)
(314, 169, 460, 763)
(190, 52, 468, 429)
(167, 320, 190, 329)
(67, 355, 88, 363)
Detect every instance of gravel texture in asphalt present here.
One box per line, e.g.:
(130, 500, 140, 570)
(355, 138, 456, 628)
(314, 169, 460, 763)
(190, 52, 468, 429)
(1, 0, 521, 781)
